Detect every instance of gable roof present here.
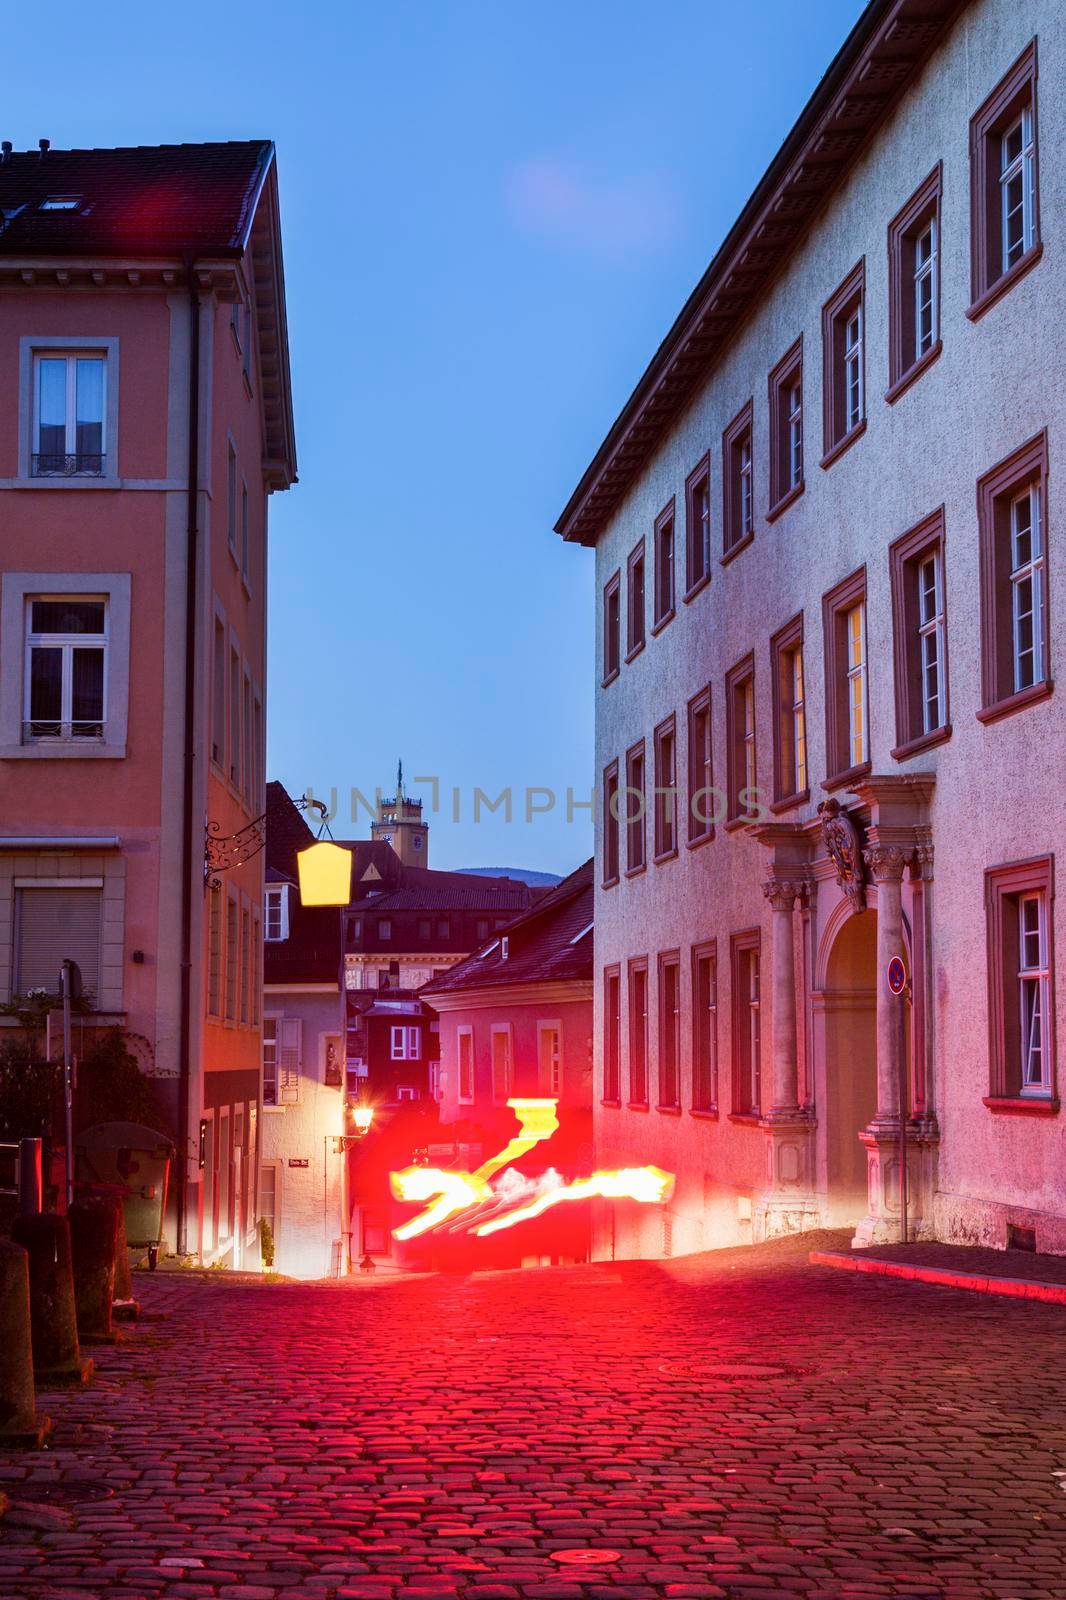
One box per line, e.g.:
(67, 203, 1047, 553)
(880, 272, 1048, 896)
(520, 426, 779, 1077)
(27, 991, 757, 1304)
(554, 0, 969, 546)
(0, 139, 274, 256)
(421, 858, 594, 997)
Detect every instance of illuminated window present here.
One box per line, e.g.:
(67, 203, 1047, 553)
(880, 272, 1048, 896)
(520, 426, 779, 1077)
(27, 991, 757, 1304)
(846, 603, 868, 769)
(823, 568, 869, 783)
(771, 614, 806, 805)
(986, 857, 1055, 1102)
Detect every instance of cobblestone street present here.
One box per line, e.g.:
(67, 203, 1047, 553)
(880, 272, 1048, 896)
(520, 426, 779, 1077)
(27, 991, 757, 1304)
(3, 1234, 1066, 1600)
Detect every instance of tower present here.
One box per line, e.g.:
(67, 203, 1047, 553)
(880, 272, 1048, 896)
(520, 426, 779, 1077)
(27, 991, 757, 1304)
(371, 761, 429, 865)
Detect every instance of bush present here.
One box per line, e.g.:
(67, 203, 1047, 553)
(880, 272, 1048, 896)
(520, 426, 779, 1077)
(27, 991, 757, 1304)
(0, 1028, 172, 1144)
(0, 1037, 59, 1141)
(259, 1214, 275, 1268)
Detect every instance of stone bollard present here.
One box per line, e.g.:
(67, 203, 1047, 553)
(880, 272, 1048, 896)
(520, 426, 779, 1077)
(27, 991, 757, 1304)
(0, 1240, 52, 1447)
(112, 1201, 140, 1322)
(11, 1213, 94, 1387)
(69, 1193, 120, 1345)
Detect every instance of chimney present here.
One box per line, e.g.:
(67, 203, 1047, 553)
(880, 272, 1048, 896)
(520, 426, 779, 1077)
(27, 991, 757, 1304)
(0, 143, 11, 164)
(38, 139, 49, 159)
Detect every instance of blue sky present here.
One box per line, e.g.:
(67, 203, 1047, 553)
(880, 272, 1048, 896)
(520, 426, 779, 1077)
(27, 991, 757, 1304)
(9, 0, 863, 873)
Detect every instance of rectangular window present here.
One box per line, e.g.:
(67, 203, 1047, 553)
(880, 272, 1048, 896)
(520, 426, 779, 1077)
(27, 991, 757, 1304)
(731, 931, 762, 1116)
(228, 646, 241, 788)
(725, 654, 757, 824)
(603, 965, 621, 1102)
(538, 1024, 562, 1097)
(723, 399, 754, 558)
(418, 918, 432, 941)
(14, 885, 101, 997)
(208, 886, 222, 1016)
(603, 570, 621, 683)
(225, 893, 239, 1020)
(889, 509, 950, 757)
(986, 857, 1055, 1103)
(227, 445, 238, 557)
(277, 1017, 301, 1104)
(691, 942, 718, 1112)
(969, 42, 1040, 318)
(242, 673, 252, 806)
(653, 714, 677, 861)
(241, 482, 250, 583)
(653, 499, 675, 628)
(603, 758, 620, 886)
(628, 958, 648, 1105)
(252, 693, 263, 808)
(378, 919, 392, 941)
(822, 568, 869, 785)
(626, 539, 646, 659)
(457, 1027, 474, 1104)
(240, 905, 251, 1024)
(211, 617, 226, 767)
(251, 912, 261, 1027)
(977, 433, 1050, 723)
(23, 596, 107, 742)
(625, 739, 646, 873)
(491, 1027, 513, 1103)
(32, 351, 106, 475)
(687, 685, 714, 845)
(768, 339, 803, 516)
(657, 952, 681, 1108)
(264, 885, 288, 942)
(391, 1025, 421, 1061)
(771, 613, 807, 806)
(888, 166, 942, 399)
(821, 260, 865, 464)
(685, 453, 711, 595)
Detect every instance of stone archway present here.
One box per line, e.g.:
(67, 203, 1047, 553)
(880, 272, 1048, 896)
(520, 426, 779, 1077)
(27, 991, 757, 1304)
(822, 908, 879, 1227)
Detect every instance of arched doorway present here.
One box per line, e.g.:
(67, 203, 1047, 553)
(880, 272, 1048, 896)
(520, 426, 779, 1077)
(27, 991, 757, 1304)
(823, 909, 878, 1226)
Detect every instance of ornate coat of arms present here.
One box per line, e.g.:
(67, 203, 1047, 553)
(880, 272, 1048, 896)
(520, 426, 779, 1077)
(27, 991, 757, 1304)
(817, 798, 866, 912)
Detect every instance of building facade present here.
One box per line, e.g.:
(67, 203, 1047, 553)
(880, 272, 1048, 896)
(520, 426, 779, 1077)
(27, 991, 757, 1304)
(0, 142, 296, 1261)
(557, 0, 1066, 1258)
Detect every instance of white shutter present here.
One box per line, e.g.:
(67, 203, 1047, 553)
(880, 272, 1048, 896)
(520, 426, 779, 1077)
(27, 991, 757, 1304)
(16, 887, 102, 996)
(279, 1017, 301, 1103)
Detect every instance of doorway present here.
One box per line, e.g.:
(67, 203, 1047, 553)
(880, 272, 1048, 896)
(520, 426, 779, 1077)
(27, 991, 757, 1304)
(823, 909, 878, 1226)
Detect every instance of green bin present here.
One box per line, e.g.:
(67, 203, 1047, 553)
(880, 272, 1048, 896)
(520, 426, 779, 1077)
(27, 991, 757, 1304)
(76, 1121, 174, 1264)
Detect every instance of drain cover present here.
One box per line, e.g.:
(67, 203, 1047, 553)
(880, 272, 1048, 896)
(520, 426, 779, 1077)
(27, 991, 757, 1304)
(552, 1550, 622, 1566)
(659, 1360, 795, 1379)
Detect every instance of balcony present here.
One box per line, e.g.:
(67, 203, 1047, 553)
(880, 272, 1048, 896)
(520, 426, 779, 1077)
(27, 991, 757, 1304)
(31, 452, 106, 477)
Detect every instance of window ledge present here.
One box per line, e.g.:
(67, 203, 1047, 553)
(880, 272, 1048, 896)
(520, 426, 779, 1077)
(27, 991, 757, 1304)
(683, 572, 711, 605)
(1, 742, 126, 761)
(966, 242, 1043, 323)
(653, 846, 679, 866)
(728, 1112, 761, 1126)
(886, 340, 942, 405)
(624, 640, 646, 665)
(624, 862, 647, 880)
(724, 813, 758, 833)
(820, 419, 866, 471)
(9, 474, 122, 491)
(600, 1099, 622, 1109)
(601, 666, 620, 689)
(686, 828, 715, 850)
(601, 873, 620, 891)
(891, 724, 952, 762)
(766, 481, 804, 523)
(650, 607, 676, 637)
(656, 1103, 682, 1116)
(822, 759, 872, 795)
(769, 788, 810, 816)
(983, 1095, 1059, 1116)
(720, 532, 754, 568)
(977, 680, 1053, 725)
(626, 1100, 650, 1112)
(689, 1107, 719, 1120)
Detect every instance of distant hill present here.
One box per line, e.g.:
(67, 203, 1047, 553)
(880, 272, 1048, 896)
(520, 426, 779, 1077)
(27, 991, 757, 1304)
(454, 867, 563, 888)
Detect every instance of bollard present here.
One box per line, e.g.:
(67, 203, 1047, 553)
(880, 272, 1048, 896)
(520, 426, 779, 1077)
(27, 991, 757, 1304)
(0, 1240, 52, 1447)
(69, 1193, 120, 1345)
(11, 1213, 93, 1387)
(112, 1201, 140, 1322)
(18, 1137, 43, 1216)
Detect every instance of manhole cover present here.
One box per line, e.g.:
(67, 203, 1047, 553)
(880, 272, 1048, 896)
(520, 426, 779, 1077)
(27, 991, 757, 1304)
(552, 1550, 622, 1566)
(658, 1360, 796, 1380)
(20, 1481, 115, 1505)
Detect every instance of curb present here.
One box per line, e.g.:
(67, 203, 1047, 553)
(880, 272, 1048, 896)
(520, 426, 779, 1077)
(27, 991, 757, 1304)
(809, 1250, 1066, 1304)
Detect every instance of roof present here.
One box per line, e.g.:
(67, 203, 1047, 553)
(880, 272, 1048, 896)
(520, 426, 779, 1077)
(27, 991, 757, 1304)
(350, 881, 532, 914)
(554, 0, 969, 546)
(422, 858, 594, 997)
(0, 139, 273, 256)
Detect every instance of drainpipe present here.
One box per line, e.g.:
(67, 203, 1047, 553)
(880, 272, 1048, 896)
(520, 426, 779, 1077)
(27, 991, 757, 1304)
(176, 260, 201, 1257)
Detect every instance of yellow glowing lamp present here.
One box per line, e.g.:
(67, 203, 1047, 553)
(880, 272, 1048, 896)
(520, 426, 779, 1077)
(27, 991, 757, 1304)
(351, 1105, 374, 1133)
(296, 839, 352, 906)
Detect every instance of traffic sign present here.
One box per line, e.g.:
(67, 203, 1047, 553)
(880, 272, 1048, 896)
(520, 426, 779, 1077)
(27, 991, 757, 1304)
(886, 956, 907, 995)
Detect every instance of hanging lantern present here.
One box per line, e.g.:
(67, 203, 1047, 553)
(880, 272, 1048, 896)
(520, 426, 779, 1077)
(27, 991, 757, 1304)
(296, 839, 352, 906)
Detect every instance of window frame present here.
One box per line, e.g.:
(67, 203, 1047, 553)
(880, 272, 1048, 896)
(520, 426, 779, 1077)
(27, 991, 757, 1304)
(769, 612, 808, 810)
(627, 956, 649, 1107)
(653, 713, 678, 863)
(625, 737, 647, 876)
(984, 855, 1057, 1111)
(22, 594, 108, 744)
(822, 567, 870, 790)
(390, 1024, 421, 1062)
(490, 1022, 513, 1105)
(264, 884, 290, 942)
(684, 452, 712, 599)
(887, 164, 943, 402)
(686, 684, 714, 847)
(968, 40, 1041, 322)
(657, 950, 682, 1111)
(651, 497, 676, 633)
(626, 538, 646, 662)
(602, 569, 621, 685)
(725, 653, 757, 828)
(603, 963, 621, 1105)
(730, 929, 762, 1119)
(18, 337, 120, 489)
(31, 350, 108, 478)
(767, 338, 804, 519)
(537, 1019, 563, 1098)
(456, 1024, 475, 1105)
(821, 259, 866, 468)
(691, 939, 718, 1115)
(976, 432, 1051, 725)
(889, 507, 952, 759)
(602, 757, 620, 888)
(722, 399, 755, 563)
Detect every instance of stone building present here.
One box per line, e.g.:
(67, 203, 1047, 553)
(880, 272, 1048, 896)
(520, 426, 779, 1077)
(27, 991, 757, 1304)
(556, 0, 1066, 1257)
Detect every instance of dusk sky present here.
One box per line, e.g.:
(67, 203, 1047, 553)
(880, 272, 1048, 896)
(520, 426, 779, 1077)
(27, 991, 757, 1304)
(6, 0, 863, 873)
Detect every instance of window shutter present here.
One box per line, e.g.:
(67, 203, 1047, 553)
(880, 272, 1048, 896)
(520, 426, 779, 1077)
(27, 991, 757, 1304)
(279, 1017, 301, 1103)
(16, 887, 102, 995)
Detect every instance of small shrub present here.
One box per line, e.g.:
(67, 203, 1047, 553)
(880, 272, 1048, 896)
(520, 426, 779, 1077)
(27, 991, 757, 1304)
(259, 1214, 275, 1268)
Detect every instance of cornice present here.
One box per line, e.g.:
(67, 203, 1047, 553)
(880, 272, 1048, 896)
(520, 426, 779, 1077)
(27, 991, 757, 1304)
(423, 980, 592, 1013)
(0, 256, 242, 293)
(554, 0, 971, 547)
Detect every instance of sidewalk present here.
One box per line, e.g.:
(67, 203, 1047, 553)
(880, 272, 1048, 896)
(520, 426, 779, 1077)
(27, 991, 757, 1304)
(811, 1238, 1066, 1303)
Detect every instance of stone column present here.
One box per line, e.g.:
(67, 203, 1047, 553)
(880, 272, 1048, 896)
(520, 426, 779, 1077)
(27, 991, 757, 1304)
(762, 880, 801, 1118)
(865, 845, 909, 1125)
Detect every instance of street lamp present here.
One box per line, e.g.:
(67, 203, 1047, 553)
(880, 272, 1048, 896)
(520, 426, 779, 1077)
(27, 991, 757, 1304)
(296, 838, 353, 906)
(350, 1104, 374, 1134)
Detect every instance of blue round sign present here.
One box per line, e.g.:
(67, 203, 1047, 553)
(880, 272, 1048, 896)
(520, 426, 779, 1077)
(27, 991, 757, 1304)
(886, 956, 907, 995)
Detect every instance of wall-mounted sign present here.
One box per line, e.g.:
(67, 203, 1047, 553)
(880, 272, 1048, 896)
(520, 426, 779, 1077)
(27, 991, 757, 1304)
(288, 1158, 309, 1169)
(886, 956, 907, 996)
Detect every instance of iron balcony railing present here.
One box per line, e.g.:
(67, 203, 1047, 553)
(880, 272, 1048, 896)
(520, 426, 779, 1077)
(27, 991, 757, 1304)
(31, 452, 106, 477)
(23, 720, 105, 741)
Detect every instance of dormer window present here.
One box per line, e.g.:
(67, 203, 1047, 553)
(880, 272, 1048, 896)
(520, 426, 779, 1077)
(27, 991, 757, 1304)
(264, 885, 290, 942)
(501, 936, 510, 961)
(39, 196, 82, 212)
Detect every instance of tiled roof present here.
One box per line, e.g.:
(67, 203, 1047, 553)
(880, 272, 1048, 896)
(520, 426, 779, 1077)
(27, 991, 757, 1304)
(352, 882, 531, 914)
(422, 859, 594, 997)
(264, 783, 341, 986)
(0, 140, 274, 256)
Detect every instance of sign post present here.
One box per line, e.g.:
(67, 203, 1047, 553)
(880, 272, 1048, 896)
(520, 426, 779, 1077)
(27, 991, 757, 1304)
(886, 956, 909, 1244)
(59, 959, 83, 1209)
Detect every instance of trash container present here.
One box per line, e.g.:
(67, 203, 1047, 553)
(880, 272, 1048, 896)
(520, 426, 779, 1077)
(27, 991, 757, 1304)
(75, 1122, 174, 1269)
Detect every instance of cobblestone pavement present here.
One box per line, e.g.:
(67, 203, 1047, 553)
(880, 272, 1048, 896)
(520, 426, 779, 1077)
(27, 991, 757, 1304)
(3, 1230, 1066, 1600)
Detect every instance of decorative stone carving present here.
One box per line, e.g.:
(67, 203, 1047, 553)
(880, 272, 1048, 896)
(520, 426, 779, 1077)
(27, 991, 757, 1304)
(863, 844, 909, 884)
(762, 879, 802, 912)
(817, 798, 866, 911)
